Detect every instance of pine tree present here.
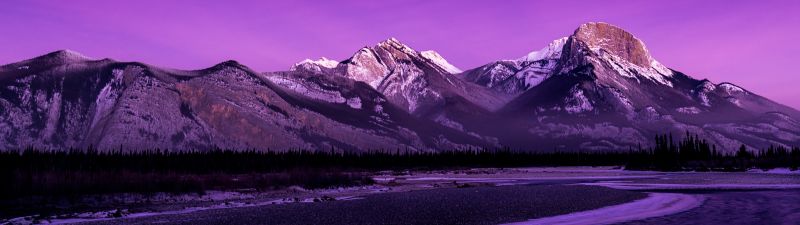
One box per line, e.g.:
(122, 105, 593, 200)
(736, 144, 751, 158)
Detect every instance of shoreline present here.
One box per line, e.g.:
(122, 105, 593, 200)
(4, 167, 799, 224)
(71, 184, 646, 225)
(505, 193, 705, 225)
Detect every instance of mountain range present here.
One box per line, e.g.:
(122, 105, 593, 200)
(2, 22, 798, 152)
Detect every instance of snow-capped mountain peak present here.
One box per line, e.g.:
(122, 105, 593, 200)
(567, 22, 674, 86)
(340, 37, 462, 88)
(420, 50, 462, 74)
(459, 37, 570, 95)
(519, 37, 568, 63)
(341, 47, 389, 87)
(377, 37, 417, 56)
(290, 57, 339, 72)
(43, 49, 93, 63)
(512, 37, 570, 88)
(0, 49, 95, 74)
(572, 22, 652, 67)
(463, 23, 682, 94)
(54, 49, 91, 58)
(3, 23, 800, 153)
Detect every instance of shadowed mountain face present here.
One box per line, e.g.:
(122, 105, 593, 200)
(2, 22, 799, 152)
(0, 51, 486, 152)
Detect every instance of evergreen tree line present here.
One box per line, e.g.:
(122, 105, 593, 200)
(0, 148, 636, 174)
(1, 133, 798, 199)
(0, 133, 798, 173)
(0, 148, 633, 199)
(626, 132, 800, 171)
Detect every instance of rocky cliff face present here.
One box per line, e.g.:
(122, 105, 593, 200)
(571, 22, 653, 68)
(488, 22, 800, 151)
(2, 22, 798, 152)
(329, 38, 507, 115)
(0, 52, 487, 152)
(460, 37, 568, 95)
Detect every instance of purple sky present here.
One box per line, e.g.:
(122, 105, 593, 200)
(1, 0, 798, 109)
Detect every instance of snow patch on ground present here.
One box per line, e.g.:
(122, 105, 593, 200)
(404, 176, 658, 183)
(504, 193, 704, 225)
(748, 168, 800, 174)
(583, 181, 800, 190)
(12, 193, 364, 225)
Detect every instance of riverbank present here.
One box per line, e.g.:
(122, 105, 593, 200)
(73, 185, 646, 225)
(5, 167, 800, 224)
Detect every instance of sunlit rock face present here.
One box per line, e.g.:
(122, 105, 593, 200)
(332, 38, 504, 115)
(461, 22, 800, 151)
(2, 22, 799, 152)
(572, 22, 652, 68)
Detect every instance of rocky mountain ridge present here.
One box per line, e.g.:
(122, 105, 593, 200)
(2, 22, 798, 152)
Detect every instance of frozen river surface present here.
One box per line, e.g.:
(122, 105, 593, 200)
(56, 168, 800, 225)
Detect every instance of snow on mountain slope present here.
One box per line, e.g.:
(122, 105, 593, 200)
(463, 22, 676, 95)
(420, 50, 462, 74)
(520, 37, 568, 63)
(460, 37, 568, 95)
(290, 57, 339, 73)
(565, 22, 674, 87)
(1, 22, 798, 152)
(279, 38, 508, 146)
(339, 47, 390, 88)
(515, 37, 568, 89)
(329, 38, 507, 115)
(492, 22, 800, 151)
(0, 50, 488, 151)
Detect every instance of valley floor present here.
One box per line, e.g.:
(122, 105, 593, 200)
(6, 167, 800, 225)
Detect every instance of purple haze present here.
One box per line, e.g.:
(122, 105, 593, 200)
(1, 0, 799, 109)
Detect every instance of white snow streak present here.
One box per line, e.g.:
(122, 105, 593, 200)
(420, 50, 462, 74)
(583, 182, 800, 190)
(519, 37, 568, 63)
(504, 193, 704, 225)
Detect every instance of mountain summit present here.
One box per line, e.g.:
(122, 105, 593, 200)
(462, 22, 675, 95)
(559, 22, 674, 87)
(1, 23, 798, 152)
(489, 22, 799, 150)
(572, 22, 653, 67)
